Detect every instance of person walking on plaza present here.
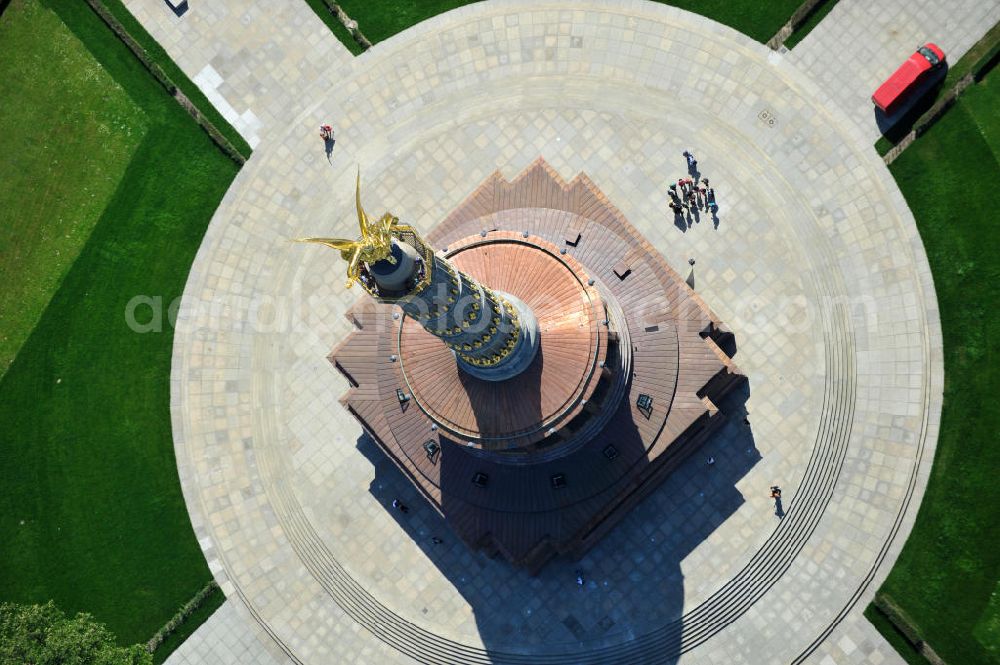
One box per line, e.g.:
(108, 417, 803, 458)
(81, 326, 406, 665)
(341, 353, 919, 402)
(679, 177, 693, 208)
(391, 498, 409, 513)
(697, 178, 709, 211)
(669, 200, 685, 224)
(319, 124, 336, 162)
(683, 150, 698, 176)
(770, 486, 785, 517)
(667, 184, 682, 208)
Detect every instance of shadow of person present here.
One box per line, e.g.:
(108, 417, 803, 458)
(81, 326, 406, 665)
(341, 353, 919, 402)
(690, 205, 701, 226)
(711, 206, 720, 230)
(774, 497, 785, 518)
(324, 137, 336, 163)
(673, 210, 688, 233)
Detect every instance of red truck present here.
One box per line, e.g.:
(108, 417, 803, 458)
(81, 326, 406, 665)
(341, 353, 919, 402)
(872, 43, 946, 115)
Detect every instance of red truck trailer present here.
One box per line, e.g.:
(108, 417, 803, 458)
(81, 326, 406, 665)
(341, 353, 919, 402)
(872, 43, 946, 115)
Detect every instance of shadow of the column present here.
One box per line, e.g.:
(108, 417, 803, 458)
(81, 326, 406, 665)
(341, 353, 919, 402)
(356, 380, 759, 662)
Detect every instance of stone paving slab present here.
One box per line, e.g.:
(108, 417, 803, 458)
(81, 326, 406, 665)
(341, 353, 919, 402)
(804, 612, 907, 665)
(121, 0, 355, 148)
(164, 599, 292, 665)
(122, 0, 949, 662)
(787, 0, 1000, 143)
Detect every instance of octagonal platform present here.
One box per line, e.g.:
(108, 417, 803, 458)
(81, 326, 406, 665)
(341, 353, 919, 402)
(331, 161, 743, 570)
(398, 233, 608, 449)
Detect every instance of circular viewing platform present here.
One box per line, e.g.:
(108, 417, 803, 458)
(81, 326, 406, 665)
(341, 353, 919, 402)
(398, 232, 610, 451)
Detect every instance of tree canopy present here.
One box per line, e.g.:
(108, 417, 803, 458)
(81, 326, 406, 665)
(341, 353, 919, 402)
(0, 601, 151, 665)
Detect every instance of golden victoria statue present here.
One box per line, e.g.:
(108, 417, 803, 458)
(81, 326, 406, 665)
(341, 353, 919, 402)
(297, 172, 539, 379)
(295, 171, 400, 289)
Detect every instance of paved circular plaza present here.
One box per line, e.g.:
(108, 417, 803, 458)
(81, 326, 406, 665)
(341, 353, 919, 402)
(170, 1, 942, 662)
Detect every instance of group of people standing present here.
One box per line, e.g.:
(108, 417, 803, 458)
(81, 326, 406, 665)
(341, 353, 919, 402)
(667, 150, 718, 227)
(669, 176, 715, 215)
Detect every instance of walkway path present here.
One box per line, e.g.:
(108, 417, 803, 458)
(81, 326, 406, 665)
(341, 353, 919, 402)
(164, 599, 290, 665)
(121, 0, 355, 148)
(122, 0, 951, 663)
(787, 0, 1000, 143)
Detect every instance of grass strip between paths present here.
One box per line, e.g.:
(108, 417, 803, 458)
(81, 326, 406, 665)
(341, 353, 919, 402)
(782, 0, 840, 49)
(301, 0, 367, 55)
(323, 0, 802, 47)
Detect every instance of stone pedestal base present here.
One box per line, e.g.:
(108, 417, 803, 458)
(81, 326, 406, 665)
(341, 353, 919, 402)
(330, 159, 744, 571)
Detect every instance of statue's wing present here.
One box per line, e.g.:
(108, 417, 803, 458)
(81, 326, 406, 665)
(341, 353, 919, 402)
(293, 237, 358, 251)
(375, 213, 399, 235)
(355, 169, 371, 237)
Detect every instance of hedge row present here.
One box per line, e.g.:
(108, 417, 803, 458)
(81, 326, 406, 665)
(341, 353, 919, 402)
(145, 581, 220, 654)
(766, 0, 831, 49)
(873, 592, 947, 665)
(316, 0, 372, 51)
(83, 0, 248, 165)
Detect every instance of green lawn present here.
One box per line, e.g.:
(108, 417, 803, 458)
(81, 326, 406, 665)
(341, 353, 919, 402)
(963, 67, 1000, 157)
(325, 0, 801, 47)
(335, 0, 480, 45)
(0, 0, 239, 649)
(870, 68, 1000, 665)
(653, 0, 804, 42)
(0, 0, 148, 378)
